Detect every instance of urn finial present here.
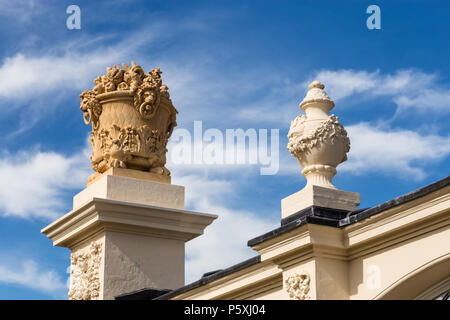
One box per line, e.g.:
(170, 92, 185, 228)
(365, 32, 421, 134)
(283, 81, 359, 218)
(80, 62, 178, 185)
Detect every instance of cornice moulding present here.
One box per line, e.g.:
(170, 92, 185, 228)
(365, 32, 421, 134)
(41, 197, 217, 248)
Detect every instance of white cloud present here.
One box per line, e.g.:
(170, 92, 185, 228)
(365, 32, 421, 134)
(341, 123, 450, 179)
(394, 88, 450, 112)
(0, 33, 152, 102)
(306, 68, 450, 113)
(0, 147, 91, 220)
(0, 53, 110, 100)
(234, 68, 450, 128)
(0, 259, 67, 297)
(0, 18, 187, 104)
(307, 69, 379, 101)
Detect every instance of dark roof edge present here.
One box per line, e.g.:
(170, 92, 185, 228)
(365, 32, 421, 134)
(339, 174, 450, 227)
(249, 175, 450, 247)
(281, 205, 350, 225)
(154, 255, 261, 300)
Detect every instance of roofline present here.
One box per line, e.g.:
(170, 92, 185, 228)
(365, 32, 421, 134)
(248, 174, 450, 247)
(154, 255, 261, 300)
(339, 174, 450, 227)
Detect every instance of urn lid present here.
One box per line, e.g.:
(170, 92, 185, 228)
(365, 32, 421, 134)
(299, 81, 335, 111)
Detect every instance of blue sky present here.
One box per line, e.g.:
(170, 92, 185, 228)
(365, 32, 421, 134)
(0, 0, 449, 299)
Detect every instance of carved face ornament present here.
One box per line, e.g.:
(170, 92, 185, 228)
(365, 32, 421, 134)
(139, 89, 160, 119)
(80, 90, 101, 129)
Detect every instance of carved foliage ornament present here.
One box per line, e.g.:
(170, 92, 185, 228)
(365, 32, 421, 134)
(79, 62, 177, 175)
(285, 272, 311, 300)
(80, 62, 172, 126)
(68, 241, 102, 300)
(287, 114, 350, 163)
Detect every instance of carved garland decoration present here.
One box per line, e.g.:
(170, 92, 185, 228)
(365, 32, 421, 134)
(285, 272, 311, 300)
(80, 62, 171, 129)
(287, 114, 350, 162)
(68, 241, 102, 300)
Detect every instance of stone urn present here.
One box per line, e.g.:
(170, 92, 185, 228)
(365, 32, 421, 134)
(80, 62, 178, 183)
(287, 81, 350, 189)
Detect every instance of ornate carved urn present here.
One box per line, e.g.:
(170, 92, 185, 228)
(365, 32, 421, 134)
(287, 81, 350, 189)
(80, 62, 177, 183)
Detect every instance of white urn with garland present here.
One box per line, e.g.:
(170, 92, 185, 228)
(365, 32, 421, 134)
(282, 81, 360, 218)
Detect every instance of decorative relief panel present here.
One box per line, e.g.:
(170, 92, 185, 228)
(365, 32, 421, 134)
(68, 241, 102, 300)
(285, 271, 311, 300)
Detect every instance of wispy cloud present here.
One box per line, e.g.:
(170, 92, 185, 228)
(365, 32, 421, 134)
(0, 0, 44, 22)
(234, 68, 450, 128)
(0, 29, 161, 102)
(307, 68, 450, 113)
(0, 147, 91, 220)
(341, 122, 450, 179)
(0, 259, 67, 297)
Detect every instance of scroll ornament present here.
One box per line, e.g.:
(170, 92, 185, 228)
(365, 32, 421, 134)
(68, 241, 102, 300)
(80, 62, 177, 176)
(285, 272, 311, 300)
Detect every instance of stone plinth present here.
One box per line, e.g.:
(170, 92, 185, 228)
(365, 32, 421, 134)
(41, 171, 217, 300)
(281, 185, 360, 218)
(87, 167, 171, 186)
(74, 168, 184, 210)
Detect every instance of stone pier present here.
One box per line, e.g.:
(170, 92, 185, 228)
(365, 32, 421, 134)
(41, 62, 217, 300)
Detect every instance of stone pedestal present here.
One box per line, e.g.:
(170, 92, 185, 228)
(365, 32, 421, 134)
(41, 170, 217, 300)
(281, 185, 360, 218)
